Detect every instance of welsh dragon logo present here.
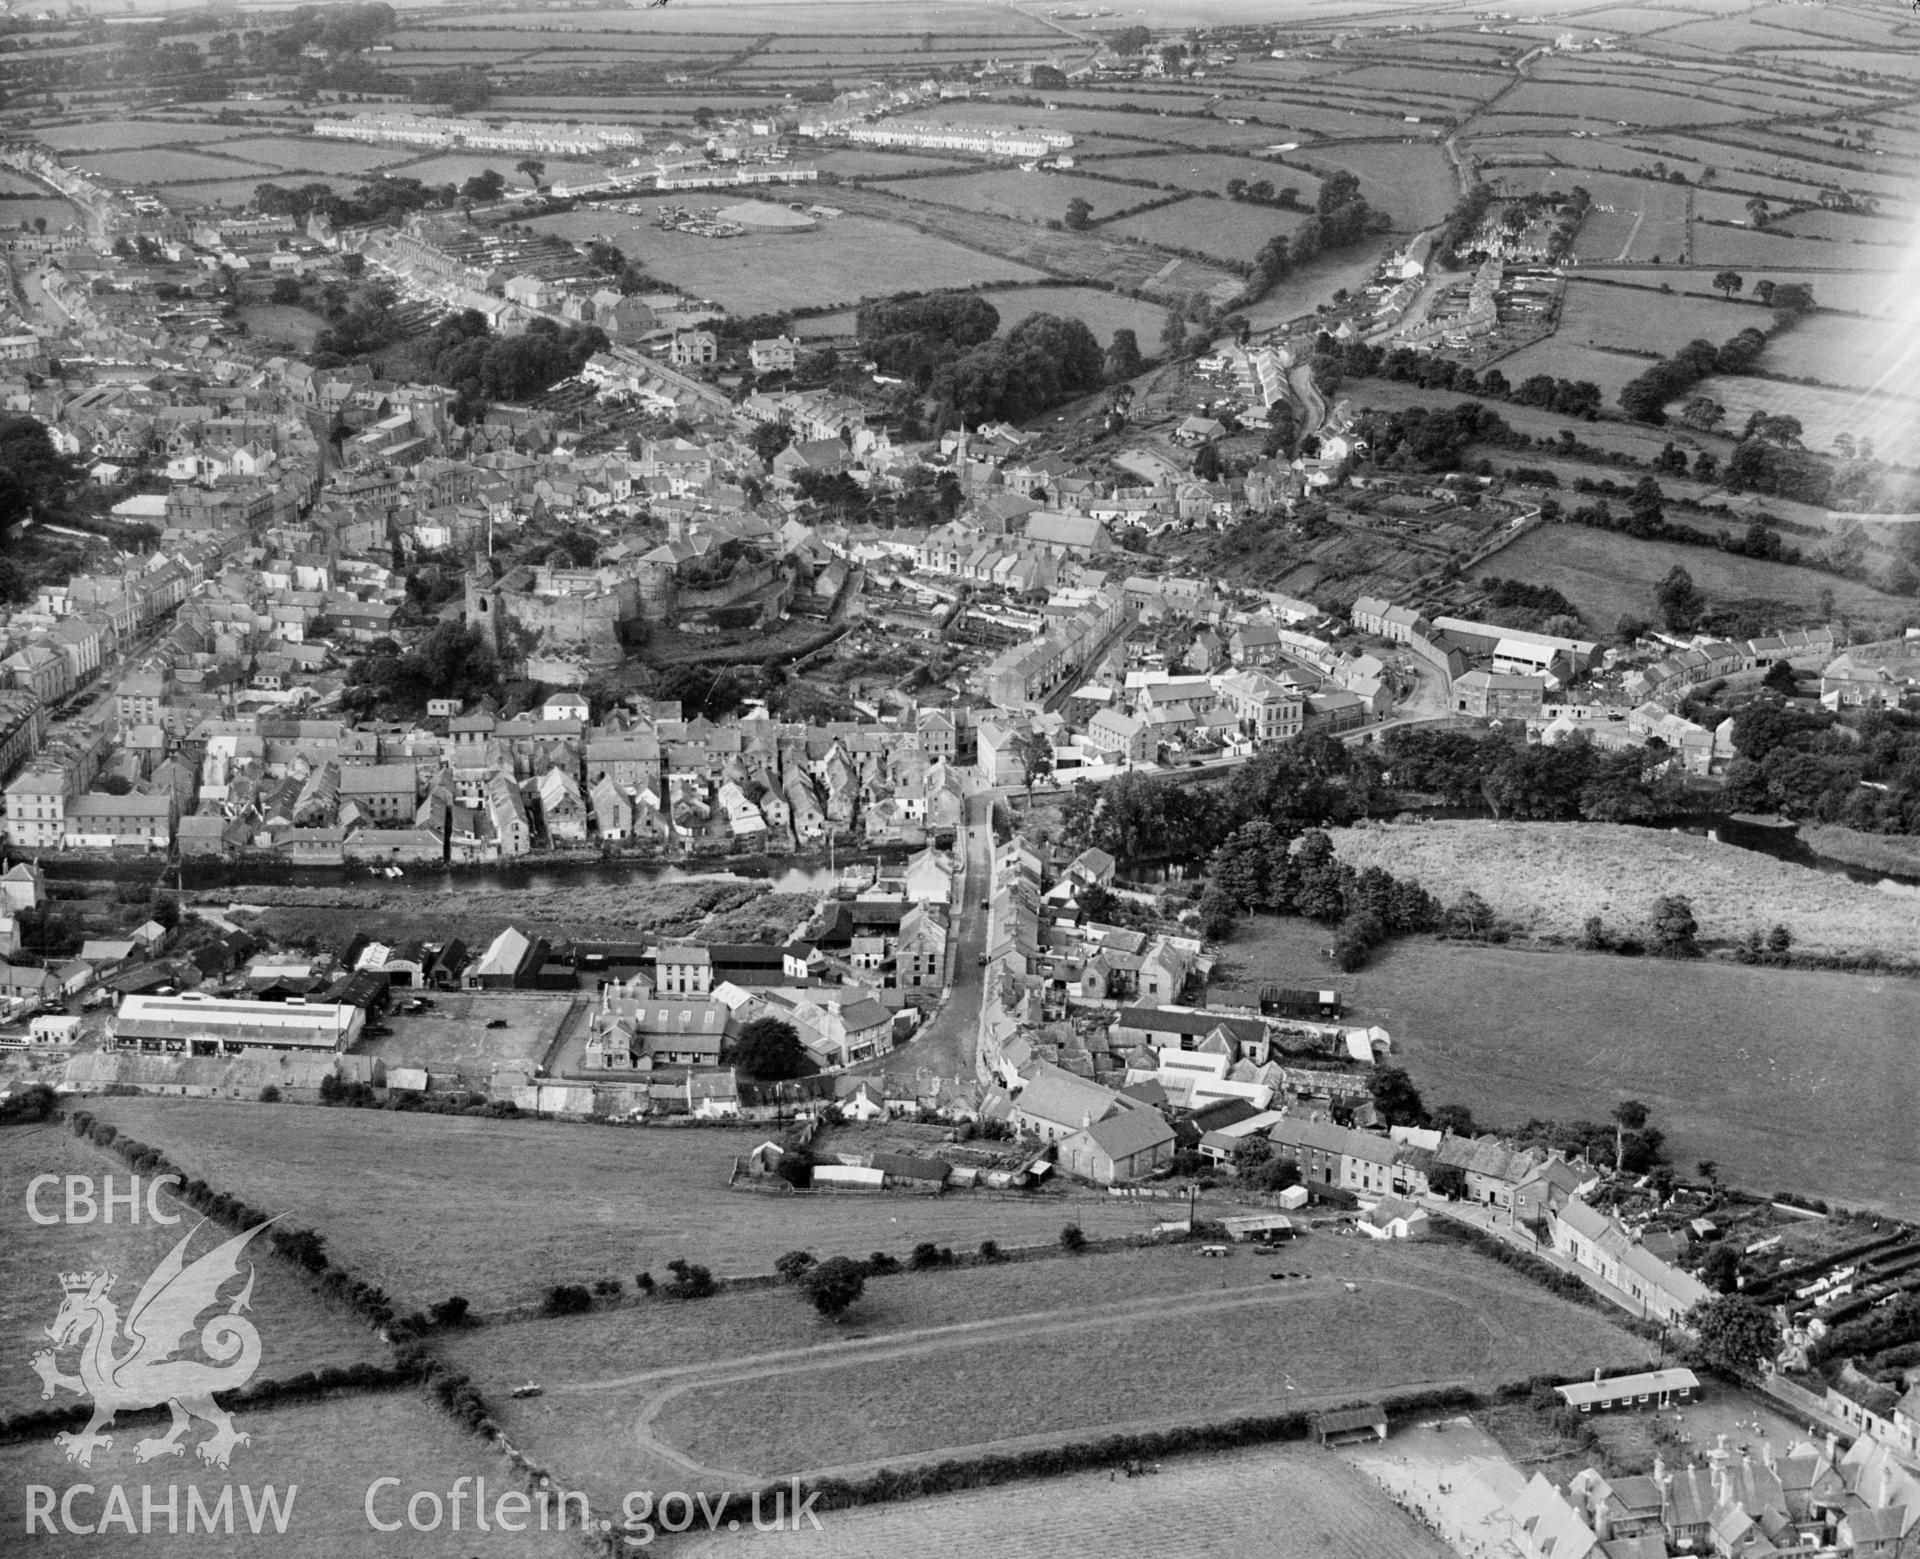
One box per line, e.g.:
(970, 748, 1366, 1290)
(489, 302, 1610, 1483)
(29, 1220, 272, 1469)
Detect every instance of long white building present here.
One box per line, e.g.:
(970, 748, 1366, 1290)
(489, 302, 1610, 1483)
(111, 994, 363, 1054)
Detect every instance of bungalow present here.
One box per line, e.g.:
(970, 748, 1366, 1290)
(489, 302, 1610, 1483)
(1357, 1195, 1430, 1239)
(1553, 1368, 1699, 1414)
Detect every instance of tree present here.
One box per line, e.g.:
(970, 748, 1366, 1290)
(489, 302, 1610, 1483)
(1063, 196, 1093, 231)
(1610, 1099, 1650, 1172)
(1105, 328, 1144, 382)
(1429, 1163, 1468, 1199)
(1711, 270, 1744, 300)
(515, 158, 545, 189)
(1059, 1222, 1088, 1252)
(269, 276, 302, 305)
(1446, 890, 1493, 940)
(775, 1250, 817, 1284)
(1160, 309, 1186, 355)
(1233, 1134, 1274, 1171)
(730, 1016, 806, 1079)
(1012, 729, 1053, 802)
(1369, 1066, 1427, 1128)
(1687, 1293, 1781, 1375)
(1765, 923, 1793, 963)
(1699, 1242, 1741, 1294)
(1649, 894, 1699, 958)
(1744, 197, 1770, 229)
(1656, 565, 1705, 634)
(799, 1256, 866, 1319)
(1197, 883, 1237, 942)
(1762, 658, 1797, 695)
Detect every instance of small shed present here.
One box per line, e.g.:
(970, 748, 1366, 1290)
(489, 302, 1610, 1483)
(1221, 1213, 1295, 1242)
(870, 1152, 950, 1190)
(1314, 1404, 1389, 1446)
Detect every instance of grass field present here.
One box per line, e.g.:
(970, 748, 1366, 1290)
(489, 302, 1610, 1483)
(451, 1238, 1647, 1506)
(1208, 906, 1920, 1216)
(237, 302, 326, 349)
(1682, 374, 1910, 465)
(77, 148, 273, 186)
(1107, 197, 1304, 263)
(1084, 150, 1318, 200)
(0, 1390, 578, 1557)
(678, 1445, 1457, 1559)
(1467, 523, 1908, 632)
(1328, 819, 1920, 959)
(533, 206, 1046, 315)
(79, 1102, 1158, 1310)
(0, 1122, 385, 1418)
(1493, 81, 1751, 126)
(1758, 313, 1919, 394)
(880, 168, 1150, 226)
(35, 120, 253, 151)
(1292, 142, 1459, 229)
(213, 137, 409, 176)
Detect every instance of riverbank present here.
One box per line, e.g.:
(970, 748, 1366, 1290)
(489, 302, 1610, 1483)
(1797, 824, 1920, 879)
(1331, 819, 1920, 965)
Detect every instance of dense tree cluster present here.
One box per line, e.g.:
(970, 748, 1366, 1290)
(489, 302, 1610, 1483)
(1618, 327, 1769, 424)
(1201, 823, 1441, 969)
(1357, 401, 1516, 472)
(418, 311, 607, 420)
(856, 291, 1001, 383)
(255, 174, 451, 230)
(1382, 727, 1691, 823)
(1062, 737, 1374, 866)
(346, 621, 495, 712)
(929, 312, 1106, 427)
(1724, 701, 1920, 832)
(0, 412, 80, 531)
(1246, 170, 1389, 297)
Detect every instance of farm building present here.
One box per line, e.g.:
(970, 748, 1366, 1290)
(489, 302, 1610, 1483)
(1057, 1106, 1176, 1185)
(110, 993, 363, 1054)
(1553, 1368, 1699, 1414)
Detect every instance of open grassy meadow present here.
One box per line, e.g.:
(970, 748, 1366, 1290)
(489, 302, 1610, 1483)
(1206, 832, 1920, 1215)
(533, 206, 1046, 315)
(77, 148, 274, 186)
(1107, 197, 1305, 264)
(0, 1123, 386, 1419)
(1327, 819, 1920, 959)
(1683, 374, 1911, 461)
(678, 1446, 1457, 1559)
(0, 1391, 577, 1558)
(450, 1238, 1647, 1507)
(77, 1102, 1158, 1311)
(876, 168, 1151, 226)
(1467, 524, 1908, 634)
